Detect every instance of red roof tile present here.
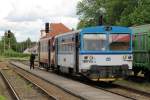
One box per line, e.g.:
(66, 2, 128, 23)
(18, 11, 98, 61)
(46, 23, 71, 37)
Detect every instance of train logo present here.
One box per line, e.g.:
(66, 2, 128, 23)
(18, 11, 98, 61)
(82, 56, 96, 63)
(106, 57, 111, 61)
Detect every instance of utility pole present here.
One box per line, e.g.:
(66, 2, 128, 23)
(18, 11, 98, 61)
(8, 30, 11, 49)
(4, 35, 5, 52)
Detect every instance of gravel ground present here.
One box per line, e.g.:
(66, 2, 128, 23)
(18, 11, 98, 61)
(13, 60, 150, 100)
(10, 64, 81, 100)
(107, 85, 150, 100)
(21, 60, 150, 94)
(0, 62, 13, 100)
(114, 79, 150, 93)
(0, 74, 12, 100)
(2, 69, 50, 100)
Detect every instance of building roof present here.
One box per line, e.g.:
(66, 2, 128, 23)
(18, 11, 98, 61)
(46, 23, 71, 37)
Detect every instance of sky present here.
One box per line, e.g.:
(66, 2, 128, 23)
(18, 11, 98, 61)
(0, 0, 81, 42)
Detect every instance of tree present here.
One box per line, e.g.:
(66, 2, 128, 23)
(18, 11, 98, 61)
(76, 0, 150, 28)
(26, 37, 32, 48)
(128, 0, 150, 25)
(15, 38, 37, 53)
(0, 40, 3, 54)
(77, 0, 106, 29)
(1, 30, 17, 51)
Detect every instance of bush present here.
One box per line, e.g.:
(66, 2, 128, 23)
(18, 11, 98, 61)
(1, 49, 30, 58)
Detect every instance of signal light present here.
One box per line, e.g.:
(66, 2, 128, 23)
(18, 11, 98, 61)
(7, 30, 11, 38)
(45, 23, 49, 33)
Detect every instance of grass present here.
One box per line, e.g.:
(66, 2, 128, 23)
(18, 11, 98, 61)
(0, 56, 29, 61)
(0, 49, 30, 61)
(26, 83, 33, 91)
(0, 95, 6, 100)
(2, 49, 30, 57)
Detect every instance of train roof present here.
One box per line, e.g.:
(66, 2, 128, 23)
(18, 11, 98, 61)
(81, 26, 131, 33)
(55, 30, 81, 38)
(39, 36, 52, 41)
(48, 26, 132, 39)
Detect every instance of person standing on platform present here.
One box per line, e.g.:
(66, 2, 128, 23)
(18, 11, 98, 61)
(30, 51, 36, 69)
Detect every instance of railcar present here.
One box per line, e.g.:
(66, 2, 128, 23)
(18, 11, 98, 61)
(131, 24, 150, 80)
(39, 36, 55, 70)
(54, 26, 133, 81)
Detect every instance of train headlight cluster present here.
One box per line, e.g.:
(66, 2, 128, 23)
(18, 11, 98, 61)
(123, 55, 132, 61)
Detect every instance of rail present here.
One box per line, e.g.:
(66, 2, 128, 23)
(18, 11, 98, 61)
(0, 70, 21, 100)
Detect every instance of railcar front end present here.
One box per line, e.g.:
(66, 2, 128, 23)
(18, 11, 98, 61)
(78, 26, 133, 82)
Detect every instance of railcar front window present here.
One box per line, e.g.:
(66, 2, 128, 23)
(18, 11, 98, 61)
(109, 34, 130, 51)
(83, 34, 107, 51)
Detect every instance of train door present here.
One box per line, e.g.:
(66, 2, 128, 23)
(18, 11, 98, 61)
(48, 39, 51, 69)
(75, 33, 79, 73)
(38, 41, 41, 67)
(54, 38, 58, 69)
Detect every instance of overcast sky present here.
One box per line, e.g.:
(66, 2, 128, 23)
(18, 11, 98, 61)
(0, 0, 81, 42)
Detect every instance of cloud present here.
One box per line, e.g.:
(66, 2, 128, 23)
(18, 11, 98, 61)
(0, 19, 43, 42)
(5, 0, 79, 22)
(0, 0, 81, 42)
(0, 0, 13, 19)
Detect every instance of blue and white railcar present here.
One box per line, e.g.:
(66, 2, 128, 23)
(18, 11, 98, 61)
(55, 26, 132, 81)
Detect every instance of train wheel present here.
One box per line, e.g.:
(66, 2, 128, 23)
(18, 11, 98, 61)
(56, 65, 60, 74)
(144, 71, 150, 81)
(40, 63, 43, 68)
(69, 68, 73, 74)
(134, 71, 138, 76)
(108, 81, 113, 84)
(133, 68, 140, 76)
(39, 62, 41, 67)
(46, 64, 50, 71)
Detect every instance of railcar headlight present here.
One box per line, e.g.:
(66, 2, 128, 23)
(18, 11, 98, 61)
(123, 55, 132, 61)
(123, 55, 127, 60)
(128, 55, 132, 59)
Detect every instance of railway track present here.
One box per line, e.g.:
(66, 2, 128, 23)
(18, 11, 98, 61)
(10, 61, 132, 100)
(10, 61, 150, 100)
(12, 68, 57, 100)
(61, 71, 150, 100)
(0, 69, 52, 100)
(42, 69, 150, 100)
(0, 70, 20, 100)
(58, 72, 150, 100)
(9, 62, 83, 100)
(112, 83, 150, 98)
(94, 83, 150, 100)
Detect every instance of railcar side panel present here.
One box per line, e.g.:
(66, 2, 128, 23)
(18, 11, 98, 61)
(79, 54, 132, 71)
(39, 38, 51, 69)
(56, 33, 77, 73)
(39, 39, 49, 64)
(131, 24, 150, 79)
